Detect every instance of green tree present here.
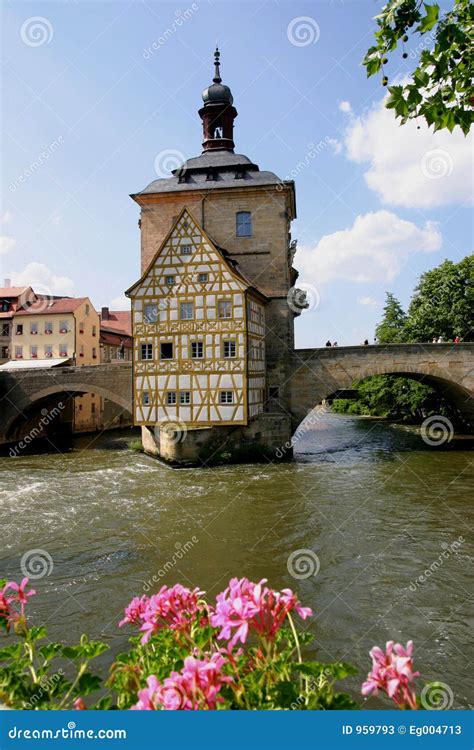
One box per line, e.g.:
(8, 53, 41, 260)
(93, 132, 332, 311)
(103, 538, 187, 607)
(376, 292, 408, 343)
(405, 256, 474, 341)
(363, 0, 473, 134)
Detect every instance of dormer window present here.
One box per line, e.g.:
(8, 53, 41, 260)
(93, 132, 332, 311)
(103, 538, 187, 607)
(206, 168, 217, 181)
(177, 170, 188, 184)
(234, 168, 246, 180)
(236, 211, 252, 237)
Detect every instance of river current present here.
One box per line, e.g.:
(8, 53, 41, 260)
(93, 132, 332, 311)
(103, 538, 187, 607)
(1, 412, 472, 708)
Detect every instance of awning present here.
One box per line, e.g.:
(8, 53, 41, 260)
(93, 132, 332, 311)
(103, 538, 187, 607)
(0, 358, 73, 370)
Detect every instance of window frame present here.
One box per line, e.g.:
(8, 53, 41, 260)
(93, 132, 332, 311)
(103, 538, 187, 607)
(180, 301, 194, 321)
(166, 391, 177, 405)
(236, 211, 252, 237)
(191, 341, 204, 359)
(217, 299, 232, 320)
(142, 391, 150, 406)
(140, 342, 153, 361)
(144, 304, 159, 323)
(219, 390, 234, 404)
(223, 340, 237, 358)
(160, 342, 173, 360)
(179, 391, 191, 405)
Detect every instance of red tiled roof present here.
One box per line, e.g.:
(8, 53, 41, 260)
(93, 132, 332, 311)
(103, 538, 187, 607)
(0, 286, 30, 297)
(100, 331, 132, 347)
(15, 296, 88, 315)
(100, 310, 131, 337)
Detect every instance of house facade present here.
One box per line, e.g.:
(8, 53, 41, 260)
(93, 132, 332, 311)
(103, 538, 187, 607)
(126, 49, 301, 465)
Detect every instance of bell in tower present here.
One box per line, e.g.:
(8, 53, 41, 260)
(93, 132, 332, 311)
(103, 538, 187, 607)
(199, 47, 238, 153)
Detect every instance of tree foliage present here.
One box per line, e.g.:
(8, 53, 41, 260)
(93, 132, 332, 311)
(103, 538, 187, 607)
(376, 292, 408, 343)
(333, 255, 473, 423)
(363, 0, 474, 134)
(405, 256, 474, 341)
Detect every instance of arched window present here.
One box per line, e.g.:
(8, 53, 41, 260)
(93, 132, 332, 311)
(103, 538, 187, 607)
(236, 211, 252, 237)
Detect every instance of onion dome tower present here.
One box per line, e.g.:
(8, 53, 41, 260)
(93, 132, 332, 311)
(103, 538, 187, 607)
(199, 47, 238, 153)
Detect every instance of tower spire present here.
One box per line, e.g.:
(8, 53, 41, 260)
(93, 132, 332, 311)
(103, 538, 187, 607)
(213, 46, 222, 84)
(199, 47, 238, 153)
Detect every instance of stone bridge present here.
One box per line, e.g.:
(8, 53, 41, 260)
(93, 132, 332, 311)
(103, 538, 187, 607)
(0, 363, 133, 443)
(289, 343, 474, 429)
(0, 344, 472, 443)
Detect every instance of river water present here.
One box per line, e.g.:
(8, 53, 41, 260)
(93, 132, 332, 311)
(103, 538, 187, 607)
(1, 412, 472, 708)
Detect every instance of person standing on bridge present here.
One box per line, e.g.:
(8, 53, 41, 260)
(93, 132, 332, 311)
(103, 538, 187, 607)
(325, 340, 332, 347)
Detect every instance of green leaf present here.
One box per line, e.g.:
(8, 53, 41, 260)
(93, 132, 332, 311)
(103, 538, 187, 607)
(74, 673, 102, 696)
(28, 626, 47, 642)
(296, 660, 357, 681)
(39, 643, 63, 661)
(0, 643, 22, 660)
(417, 3, 440, 33)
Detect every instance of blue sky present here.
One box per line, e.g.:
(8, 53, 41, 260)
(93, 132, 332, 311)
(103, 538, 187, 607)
(1, 0, 472, 347)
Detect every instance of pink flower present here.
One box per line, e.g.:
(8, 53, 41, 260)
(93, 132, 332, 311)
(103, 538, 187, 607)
(3, 578, 36, 618)
(139, 584, 204, 644)
(118, 596, 150, 628)
(73, 697, 87, 710)
(362, 640, 419, 709)
(131, 654, 232, 711)
(210, 578, 312, 650)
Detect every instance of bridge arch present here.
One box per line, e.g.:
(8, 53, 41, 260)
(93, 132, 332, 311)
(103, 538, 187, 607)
(289, 345, 474, 431)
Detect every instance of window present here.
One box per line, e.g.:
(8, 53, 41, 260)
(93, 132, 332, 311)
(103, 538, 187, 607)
(180, 302, 194, 320)
(269, 386, 280, 400)
(180, 242, 192, 255)
(16, 324, 23, 335)
(219, 391, 234, 404)
(92, 347, 97, 359)
(165, 275, 175, 285)
(79, 345, 84, 357)
(167, 392, 177, 405)
(160, 342, 173, 360)
(30, 322, 38, 335)
(92, 325, 97, 337)
(236, 211, 252, 237)
(1, 324, 9, 336)
(180, 391, 191, 405)
(91, 402, 96, 415)
(217, 300, 232, 319)
(60, 346, 68, 357)
(45, 345, 53, 358)
(15, 346, 23, 358)
(142, 392, 150, 406)
(198, 273, 208, 283)
(45, 322, 53, 334)
(191, 341, 203, 359)
(0, 302, 9, 312)
(223, 340, 236, 358)
(1, 346, 8, 358)
(79, 323, 84, 334)
(30, 345, 38, 358)
(141, 343, 153, 360)
(144, 304, 158, 323)
(59, 321, 69, 333)
(85, 304, 90, 315)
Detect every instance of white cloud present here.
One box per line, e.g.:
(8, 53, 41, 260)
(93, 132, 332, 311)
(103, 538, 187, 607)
(0, 236, 15, 255)
(339, 101, 352, 114)
(327, 137, 342, 155)
(9, 262, 75, 297)
(0, 211, 13, 224)
(357, 296, 378, 307)
(109, 294, 130, 311)
(344, 95, 473, 208)
(297, 210, 441, 284)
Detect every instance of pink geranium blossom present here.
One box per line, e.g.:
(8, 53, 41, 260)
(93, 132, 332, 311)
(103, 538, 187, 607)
(118, 595, 150, 628)
(3, 578, 36, 619)
(138, 584, 204, 644)
(362, 640, 419, 709)
(210, 578, 312, 650)
(131, 653, 232, 710)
